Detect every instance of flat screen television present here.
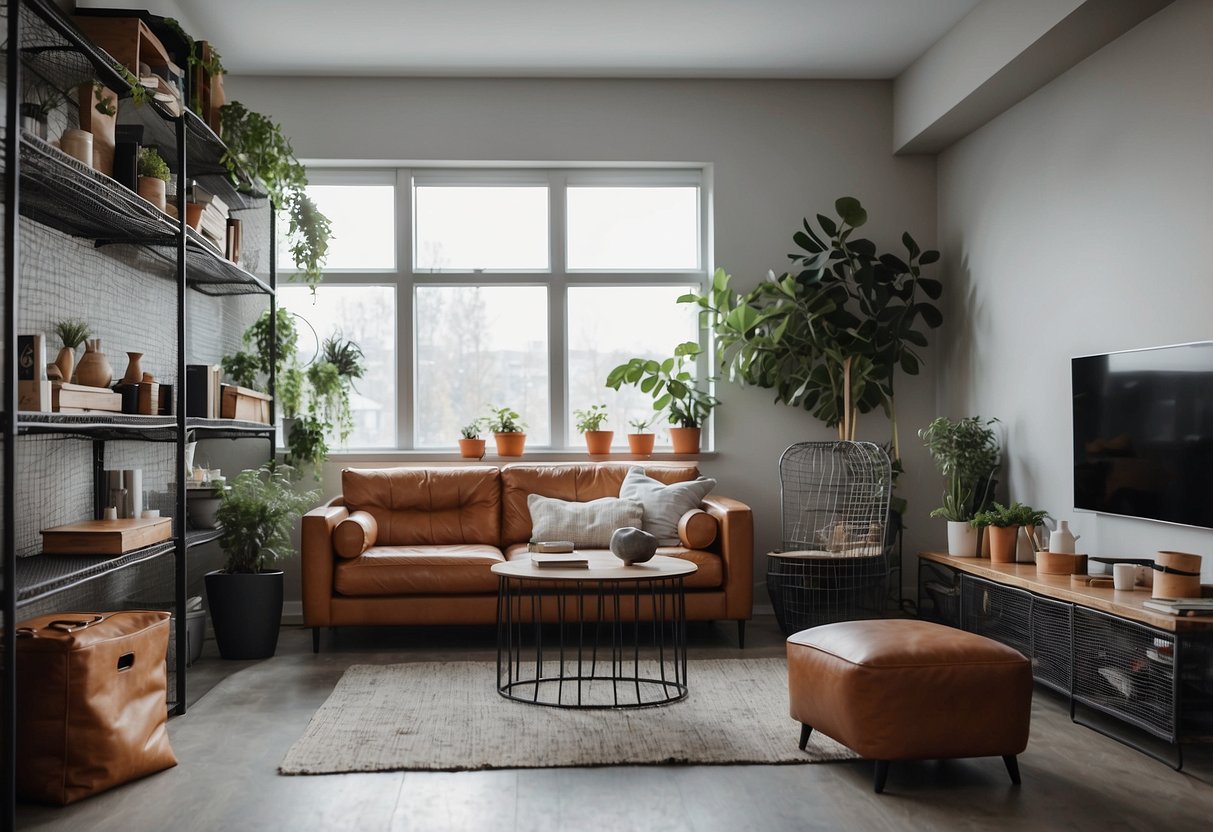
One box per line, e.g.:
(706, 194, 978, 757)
(1072, 341, 1213, 529)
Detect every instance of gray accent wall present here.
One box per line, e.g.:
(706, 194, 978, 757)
(936, 0, 1213, 577)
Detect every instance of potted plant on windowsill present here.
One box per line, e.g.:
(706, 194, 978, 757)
(626, 416, 655, 457)
(575, 403, 612, 455)
(920, 416, 1000, 557)
(971, 502, 1049, 564)
(136, 146, 171, 212)
(487, 405, 526, 456)
(606, 341, 719, 454)
(459, 419, 487, 459)
(206, 463, 318, 660)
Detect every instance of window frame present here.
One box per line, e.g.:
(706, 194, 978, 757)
(291, 165, 713, 453)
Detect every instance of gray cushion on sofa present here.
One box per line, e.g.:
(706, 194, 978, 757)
(527, 494, 644, 548)
(619, 466, 716, 546)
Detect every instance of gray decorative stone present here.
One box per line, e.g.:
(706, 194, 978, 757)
(610, 526, 658, 564)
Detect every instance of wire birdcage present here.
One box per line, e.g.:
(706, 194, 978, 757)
(767, 441, 892, 634)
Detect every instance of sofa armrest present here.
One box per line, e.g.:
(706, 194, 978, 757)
(701, 495, 754, 620)
(301, 501, 349, 627)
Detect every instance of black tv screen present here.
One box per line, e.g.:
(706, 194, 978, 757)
(1073, 342, 1213, 529)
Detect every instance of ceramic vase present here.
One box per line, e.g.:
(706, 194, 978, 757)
(75, 338, 113, 388)
(1049, 521, 1077, 554)
(54, 345, 76, 384)
(121, 351, 143, 384)
(946, 520, 978, 557)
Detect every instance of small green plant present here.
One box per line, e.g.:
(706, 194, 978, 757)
(286, 415, 329, 478)
(321, 332, 366, 383)
(92, 81, 117, 116)
(460, 419, 485, 440)
(486, 406, 525, 434)
(574, 404, 609, 433)
(627, 416, 652, 433)
(972, 502, 1049, 529)
(920, 416, 1001, 522)
(606, 341, 719, 428)
(245, 307, 298, 379)
(114, 66, 150, 107)
(221, 351, 260, 389)
(54, 318, 91, 349)
(137, 147, 171, 182)
(215, 463, 318, 573)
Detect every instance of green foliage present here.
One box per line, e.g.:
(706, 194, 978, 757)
(606, 341, 719, 429)
(486, 406, 525, 434)
(115, 67, 150, 107)
(320, 332, 365, 384)
(137, 147, 171, 181)
(306, 360, 350, 440)
(219, 101, 332, 291)
(220, 351, 260, 390)
(461, 419, 485, 439)
(215, 463, 317, 573)
(54, 318, 91, 349)
(627, 416, 653, 433)
(278, 367, 304, 420)
(920, 416, 1001, 522)
(285, 415, 329, 478)
(574, 404, 609, 433)
(92, 82, 117, 116)
(972, 501, 1050, 529)
(244, 307, 298, 379)
(680, 198, 941, 455)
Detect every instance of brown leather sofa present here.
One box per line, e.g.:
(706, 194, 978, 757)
(301, 462, 754, 650)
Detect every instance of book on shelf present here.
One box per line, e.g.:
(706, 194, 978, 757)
(527, 540, 575, 554)
(184, 364, 221, 419)
(1141, 598, 1213, 616)
(530, 552, 589, 569)
(226, 218, 242, 265)
(17, 334, 51, 412)
(53, 382, 123, 413)
(189, 181, 229, 217)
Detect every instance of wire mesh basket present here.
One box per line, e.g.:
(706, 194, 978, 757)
(766, 441, 892, 633)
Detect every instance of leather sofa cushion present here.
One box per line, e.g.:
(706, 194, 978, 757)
(333, 510, 378, 558)
(678, 509, 718, 549)
(334, 544, 505, 596)
(342, 466, 500, 546)
(502, 544, 722, 590)
(501, 463, 700, 547)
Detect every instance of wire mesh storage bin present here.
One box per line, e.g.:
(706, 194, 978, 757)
(961, 575, 1032, 658)
(1030, 595, 1073, 695)
(767, 441, 892, 634)
(918, 558, 961, 627)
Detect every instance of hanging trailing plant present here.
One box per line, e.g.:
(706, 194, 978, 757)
(219, 101, 332, 291)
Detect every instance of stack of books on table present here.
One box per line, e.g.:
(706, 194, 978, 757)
(1141, 598, 1213, 616)
(527, 541, 588, 568)
(52, 382, 122, 414)
(190, 182, 230, 253)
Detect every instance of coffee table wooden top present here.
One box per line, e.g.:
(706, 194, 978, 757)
(492, 554, 697, 582)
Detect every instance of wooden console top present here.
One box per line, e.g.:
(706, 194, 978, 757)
(918, 551, 1213, 633)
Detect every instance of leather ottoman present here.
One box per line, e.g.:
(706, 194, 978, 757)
(787, 619, 1032, 793)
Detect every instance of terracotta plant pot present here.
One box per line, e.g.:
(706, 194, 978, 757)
(458, 438, 486, 459)
(138, 176, 167, 212)
(669, 426, 701, 454)
(946, 521, 978, 557)
(494, 432, 526, 457)
(584, 430, 613, 455)
(185, 202, 204, 230)
(988, 525, 1020, 564)
(627, 433, 655, 457)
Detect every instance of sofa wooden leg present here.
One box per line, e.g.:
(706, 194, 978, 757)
(737, 620, 746, 649)
(873, 760, 889, 794)
(312, 627, 320, 654)
(1003, 754, 1021, 785)
(798, 723, 813, 750)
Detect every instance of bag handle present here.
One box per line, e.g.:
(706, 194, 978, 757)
(46, 615, 106, 633)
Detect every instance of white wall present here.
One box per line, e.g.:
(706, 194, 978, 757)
(225, 76, 941, 605)
(937, 0, 1213, 576)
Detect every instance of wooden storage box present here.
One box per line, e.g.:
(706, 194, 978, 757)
(220, 384, 271, 423)
(41, 517, 172, 555)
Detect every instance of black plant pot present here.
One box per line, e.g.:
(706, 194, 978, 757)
(205, 570, 284, 660)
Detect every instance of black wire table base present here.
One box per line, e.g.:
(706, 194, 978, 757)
(496, 575, 689, 709)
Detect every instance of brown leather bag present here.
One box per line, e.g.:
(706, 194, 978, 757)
(14, 610, 178, 804)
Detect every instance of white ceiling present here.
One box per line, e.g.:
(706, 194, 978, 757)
(157, 0, 982, 79)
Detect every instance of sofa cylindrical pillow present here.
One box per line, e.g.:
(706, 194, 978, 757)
(678, 508, 718, 549)
(333, 511, 378, 558)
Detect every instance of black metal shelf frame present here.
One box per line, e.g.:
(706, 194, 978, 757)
(3, 3, 278, 828)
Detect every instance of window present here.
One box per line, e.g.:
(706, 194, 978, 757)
(286, 167, 709, 451)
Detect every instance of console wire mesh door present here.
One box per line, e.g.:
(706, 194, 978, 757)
(767, 441, 892, 634)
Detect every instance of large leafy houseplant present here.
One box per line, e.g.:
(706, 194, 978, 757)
(680, 197, 940, 460)
(605, 341, 720, 428)
(215, 463, 317, 574)
(219, 101, 332, 290)
(920, 416, 1001, 522)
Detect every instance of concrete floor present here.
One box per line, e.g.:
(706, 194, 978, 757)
(16, 615, 1213, 831)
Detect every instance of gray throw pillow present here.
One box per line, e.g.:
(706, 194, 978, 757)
(527, 494, 644, 548)
(619, 467, 716, 546)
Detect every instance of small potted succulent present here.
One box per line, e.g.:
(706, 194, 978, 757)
(486, 405, 526, 457)
(626, 416, 655, 457)
(971, 502, 1049, 564)
(52, 318, 91, 383)
(574, 403, 612, 455)
(459, 419, 487, 459)
(137, 146, 172, 212)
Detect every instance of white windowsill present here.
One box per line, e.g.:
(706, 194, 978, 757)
(292, 448, 717, 465)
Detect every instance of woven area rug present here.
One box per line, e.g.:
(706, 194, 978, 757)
(279, 658, 855, 774)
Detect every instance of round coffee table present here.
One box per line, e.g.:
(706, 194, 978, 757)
(492, 554, 697, 709)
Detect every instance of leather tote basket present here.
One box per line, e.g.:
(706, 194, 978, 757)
(13, 610, 178, 804)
